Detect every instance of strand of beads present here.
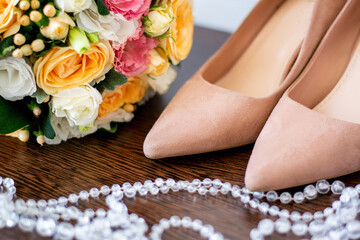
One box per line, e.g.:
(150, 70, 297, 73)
(0, 176, 359, 240)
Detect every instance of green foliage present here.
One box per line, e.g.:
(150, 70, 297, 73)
(39, 106, 55, 139)
(0, 97, 32, 134)
(96, 0, 110, 16)
(32, 88, 49, 104)
(0, 37, 15, 59)
(96, 69, 128, 92)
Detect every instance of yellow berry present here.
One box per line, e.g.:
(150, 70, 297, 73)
(12, 49, 23, 58)
(30, 10, 42, 22)
(19, 15, 31, 26)
(123, 103, 136, 112)
(14, 33, 26, 46)
(31, 39, 45, 52)
(20, 44, 33, 56)
(30, 0, 40, 9)
(43, 4, 56, 18)
(19, 0, 30, 10)
(33, 106, 41, 117)
(18, 130, 30, 142)
(36, 135, 45, 146)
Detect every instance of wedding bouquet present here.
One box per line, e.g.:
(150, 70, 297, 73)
(0, 0, 193, 145)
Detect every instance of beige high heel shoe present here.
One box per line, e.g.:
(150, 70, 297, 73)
(245, 0, 360, 191)
(143, 0, 347, 159)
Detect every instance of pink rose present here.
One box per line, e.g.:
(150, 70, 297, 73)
(114, 32, 158, 77)
(104, 0, 151, 20)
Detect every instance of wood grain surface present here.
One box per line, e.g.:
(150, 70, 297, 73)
(0, 27, 360, 240)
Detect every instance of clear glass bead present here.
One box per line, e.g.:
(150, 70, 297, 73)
(139, 187, 148, 196)
(122, 182, 132, 190)
(58, 196, 68, 206)
(212, 179, 222, 188)
(250, 228, 264, 240)
(291, 221, 308, 236)
(79, 191, 89, 201)
(275, 218, 290, 234)
(209, 232, 224, 240)
(346, 220, 360, 239)
(15, 199, 26, 213)
(355, 184, 360, 193)
(258, 202, 269, 215)
(100, 185, 111, 195)
(314, 211, 324, 220)
(279, 209, 290, 219)
(329, 228, 348, 240)
(258, 219, 274, 236)
(166, 178, 175, 187)
(280, 192, 292, 204)
(308, 220, 325, 236)
(150, 186, 159, 195)
(339, 204, 357, 224)
(160, 218, 170, 229)
(181, 216, 192, 228)
(323, 207, 334, 217)
(266, 191, 278, 202)
(6, 212, 19, 228)
(48, 199, 58, 207)
(3, 178, 14, 189)
(155, 178, 164, 187)
(198, 186, 207, 195)
(56, 222, 74, 240)
(124, 187, 136, 198)
(332, 200, 341, 209)
(290, 211, 301, 222)
(68, 194, 78, 204)
(169, 216, 181, 227)
(19, 215, 36, 232)
(96, 208, 106, 218)
(269, 206, 280, 217)
(192, 179, 201, 187)
(144, 180, 153, 189)
(171, 183, 180, 192)
(209, 187, 218, 196)
(325, 214, 340, 229)
(160, 185, 170, 194)
(240, 195, 250, 204)
(253, 192, 264, 199)
(36, 217, 57, 237)
(302, 212, 313, 222)
(84, 209, 95, 219)
(26, 199, 36, 208)
(89, 188, 100, 198)
(331, 180, 345, 195)
(111, 184, 121, 191)
(192, 219, 203, 231)
(304, 185, 317, 200)
(316, 180, 330, 194)
(200, 224, 214, 238)
(249, 199, 260, 209)
(203, 178, 212, 187)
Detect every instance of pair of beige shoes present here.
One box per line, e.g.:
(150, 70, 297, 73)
(144, 0, 360, 191)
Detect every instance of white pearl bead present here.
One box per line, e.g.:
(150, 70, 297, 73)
(279, 192, 292, 204)
(266, 191, 278, 202)
(275, 218, 290, 234)
(291, 221, 308, 236)
(331, 181, 345, 195)
(304, 185, 317, 200)
(258, 219, 274, 236)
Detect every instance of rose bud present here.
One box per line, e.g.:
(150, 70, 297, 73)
(68, 26, 90, 55)
(40, 13, 75, 40)
(144, 9, 173, 37)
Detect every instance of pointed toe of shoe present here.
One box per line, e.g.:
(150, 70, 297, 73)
(143, 77, 279, 158)
(245, 96, 360, 191)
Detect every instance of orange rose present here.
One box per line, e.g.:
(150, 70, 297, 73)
(34, 40, 114, 95)
(98, 76, 148, 118)
(160, 0, 193, 65)
(0, 0, 21, 35)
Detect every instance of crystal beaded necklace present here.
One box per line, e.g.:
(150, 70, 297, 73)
(0, 176, 359, 240)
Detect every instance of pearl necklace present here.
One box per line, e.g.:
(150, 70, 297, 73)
(0, 176, 359, 239)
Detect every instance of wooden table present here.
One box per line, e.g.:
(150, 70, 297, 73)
(1, 27, 359, 240)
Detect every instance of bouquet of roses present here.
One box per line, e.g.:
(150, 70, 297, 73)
(0, 0, 193, 145)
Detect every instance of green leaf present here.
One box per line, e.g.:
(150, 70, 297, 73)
(0, 37, 15, 58)
(96, 69, 128, 92)
(99, 122, 118, 133)
(96, 0, 110, 16)
(32, 88, 49, 104)
(39, 106, 55, 139)
(34, 13, 50, 28)
(0, 97, 32, 134)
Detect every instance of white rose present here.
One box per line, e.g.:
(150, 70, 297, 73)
(40, 13, 75, 40)
(147, 67, 177, 95)
(55, 0, 91, 13)
(144, 10, 173, 37)
(51, 85, 102, 127)
(0, 57, 36, 101)
(76, 1, 139, 49)
(46, 108, 133, 144)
